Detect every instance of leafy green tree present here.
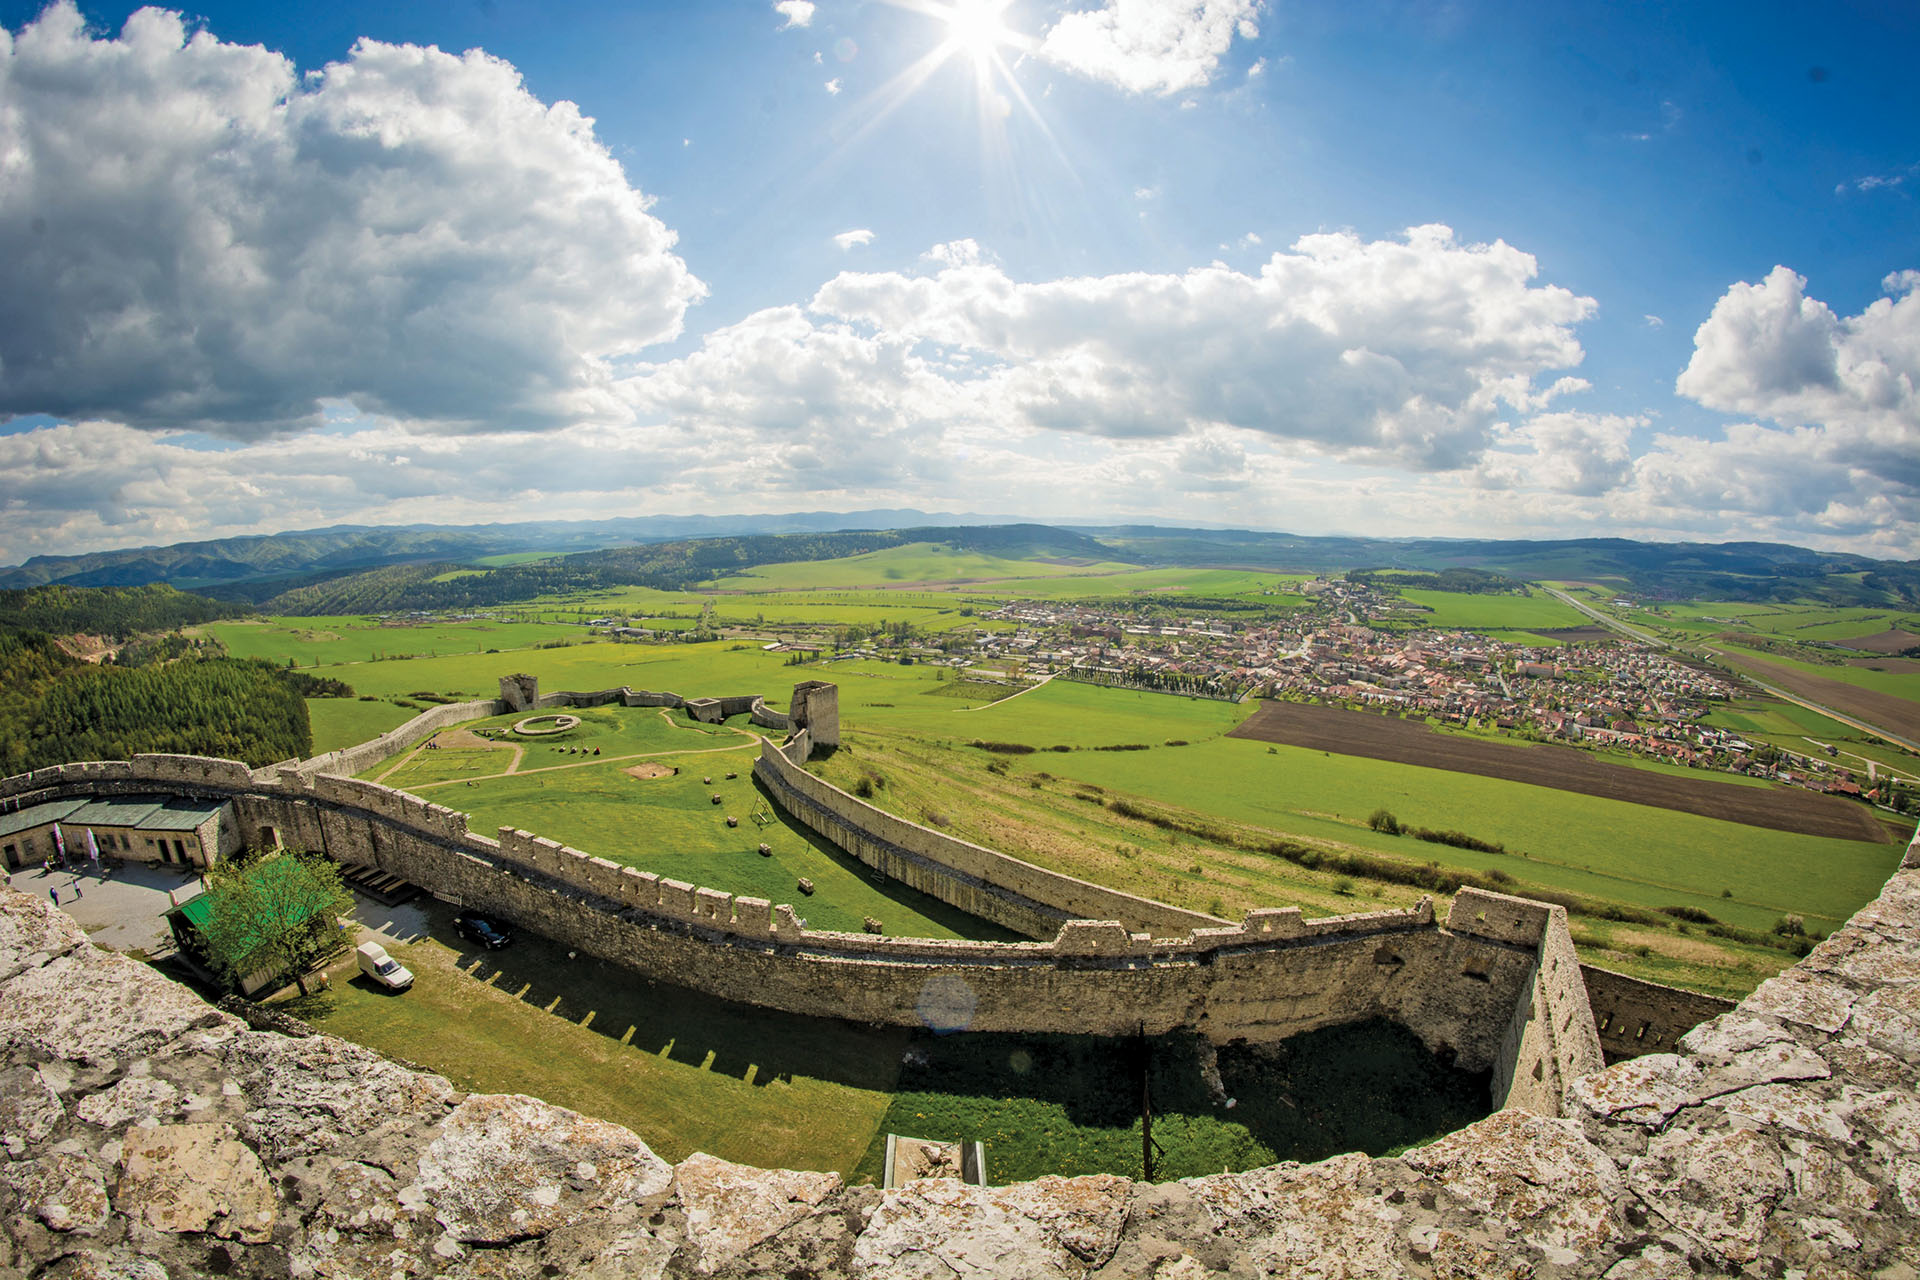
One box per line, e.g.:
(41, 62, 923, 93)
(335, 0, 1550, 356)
(199, 853, 353, 994)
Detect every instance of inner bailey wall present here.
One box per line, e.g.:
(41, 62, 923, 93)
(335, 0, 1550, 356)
(1484, 896, 1607, 1115)
(6, 839, 1920, 1278)
(295, 699, 503, 779)
(1580, 964, 1737, 1060)
(4, 754, 1566, 1094)
(755, 735, 1223, 940)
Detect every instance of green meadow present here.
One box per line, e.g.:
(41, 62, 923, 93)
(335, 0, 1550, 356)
(306, 697, 415, 754)
(205, 615, 580, 667)
(822, 680, 1905, 936)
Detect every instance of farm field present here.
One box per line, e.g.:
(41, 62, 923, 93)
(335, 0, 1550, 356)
(1391, 588, 1591, 632)
(204, 615, 580, 667)
(707, 542, 1135, 590)
(1705, 644, 1920, 744)
(1703, 697, 1920, 784)
(298, 639, 795, 701)
(1227, 700, 1888, 843)
(810, 722, 1844, 996)
(812, 680, 1907, 938)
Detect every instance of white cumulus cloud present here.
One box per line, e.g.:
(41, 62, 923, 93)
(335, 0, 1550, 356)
(1038, 0, 1262, 96)
(774, 1, 816, 30)
(0, 4, 703, 439)
(809, 224, 1594, 468)
(833, 228, 875, 250)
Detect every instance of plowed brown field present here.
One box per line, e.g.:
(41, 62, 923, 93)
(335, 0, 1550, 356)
(1227, 701, 1889, 843)
(1707, 648, 1920, 746)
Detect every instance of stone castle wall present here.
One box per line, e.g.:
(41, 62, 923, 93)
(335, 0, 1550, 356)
(3, 833, 1916, 1277)
(754, 734, 1223, 939)
(295, 699, 503, 779)
(1581, 964, 1738, 1060)
(0, 753, 1574, 1087)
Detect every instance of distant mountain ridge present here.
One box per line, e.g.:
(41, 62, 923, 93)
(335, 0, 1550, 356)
(0, 510, 1018, 591)
(3, 516, 1914, 609)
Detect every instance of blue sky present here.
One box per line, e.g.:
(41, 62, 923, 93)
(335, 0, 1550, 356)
(0, 0, 1915, 563)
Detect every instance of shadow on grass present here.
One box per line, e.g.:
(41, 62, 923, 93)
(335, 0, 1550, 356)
(401, 900, 909, 1092)
(853, 1019, 1493, 1184)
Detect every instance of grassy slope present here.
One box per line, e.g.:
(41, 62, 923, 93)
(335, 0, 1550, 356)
(282, 907, 901, 1173)
(306, 697, 414, 754)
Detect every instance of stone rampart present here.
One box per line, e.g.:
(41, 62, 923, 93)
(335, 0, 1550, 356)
(754, 736, 1223, 939)
(1581, 964, 1738, 1060)
(295, 698, 502, 779)
(1480, 894, 1607, 1115)
(4, 838, 1917, 1277)
(3, 755, 1559, 1079)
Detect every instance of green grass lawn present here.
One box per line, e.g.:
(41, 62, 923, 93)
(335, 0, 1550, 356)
(306, 697, 416, 754)
(373, 703, 1013, 941)
(281, 903, 903, 1173)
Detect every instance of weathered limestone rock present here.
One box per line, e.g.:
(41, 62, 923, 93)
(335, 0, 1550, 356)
(1184, 1154, 1409, 1280)
(1568, 1052, 1700, 1128)
(1401, 1108, 1624, 1258)
(0, 948, 232, 1064)
(75, 1071, 183, 1129)
(1, 839, 1917, 1279)
(849, 1174, 1130, 1278)
(674, 1151, 842, 1272)
(3, 1151, 111, 1233)
(412, 1093, 673, 1244)
(115, 1121, 278, 1243)
(1627, 1125, 1788, 1265)
(223, 1027, 457, 1162)
(0, 1063, 65, 1155)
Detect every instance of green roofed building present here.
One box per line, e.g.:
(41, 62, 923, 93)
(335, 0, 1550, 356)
(0, 794, 234, 872)
(164, 853, 351, 995)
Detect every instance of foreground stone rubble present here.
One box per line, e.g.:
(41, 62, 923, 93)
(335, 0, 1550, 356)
(3, 840, 1917, 1279)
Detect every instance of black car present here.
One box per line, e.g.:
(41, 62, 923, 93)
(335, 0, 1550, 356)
(453, 912, 514, 950)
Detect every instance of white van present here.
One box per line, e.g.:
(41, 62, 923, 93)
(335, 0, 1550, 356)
(355, 941, 413, 992)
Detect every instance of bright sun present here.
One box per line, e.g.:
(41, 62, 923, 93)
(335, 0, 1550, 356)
(941, 0, 1014, 65)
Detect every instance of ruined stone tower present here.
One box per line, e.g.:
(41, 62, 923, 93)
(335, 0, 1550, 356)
(499, 673, 540, 712)
(789, 680, 840, 749)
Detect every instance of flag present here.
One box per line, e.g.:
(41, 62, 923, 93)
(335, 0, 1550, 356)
(86, 829, 100, 863)
(52, 824, 65, 860)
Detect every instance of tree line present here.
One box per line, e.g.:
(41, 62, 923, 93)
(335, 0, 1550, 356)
(0, 630, 312, 776)
(0, 583, 250, 637)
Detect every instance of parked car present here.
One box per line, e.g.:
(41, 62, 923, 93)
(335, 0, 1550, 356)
(355, 941, 413, 991)
(453, 912, 514, 950)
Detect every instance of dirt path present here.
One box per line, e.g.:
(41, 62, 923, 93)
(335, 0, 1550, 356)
(953, 673, 1055, 710)
(402, 735, 758, 792)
